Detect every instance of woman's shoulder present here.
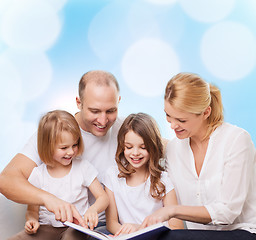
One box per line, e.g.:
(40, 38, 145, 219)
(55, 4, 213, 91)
(213, 122, 252, 142)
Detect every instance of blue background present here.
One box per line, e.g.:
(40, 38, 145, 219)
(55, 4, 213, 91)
(0, 0, 255, 171)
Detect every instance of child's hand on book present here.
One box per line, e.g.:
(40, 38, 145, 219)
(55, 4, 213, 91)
(114, 223, 140, 236)
(84, 208, 99, 230)
(24, 219, 40, 234)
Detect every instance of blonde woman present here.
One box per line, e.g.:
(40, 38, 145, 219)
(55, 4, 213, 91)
(141, 73, 256, 240)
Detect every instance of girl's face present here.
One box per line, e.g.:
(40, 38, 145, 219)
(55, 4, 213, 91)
(53, 131, 79, 167)
(124, 130, 150, 170)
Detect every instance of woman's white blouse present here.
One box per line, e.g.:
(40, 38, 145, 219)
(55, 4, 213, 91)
(166, 122, 256, 232)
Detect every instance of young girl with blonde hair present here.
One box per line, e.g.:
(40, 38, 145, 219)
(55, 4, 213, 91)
(9, 110, 109, 240)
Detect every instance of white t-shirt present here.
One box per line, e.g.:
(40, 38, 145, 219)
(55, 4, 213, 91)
(21, 117, 123, 222)
(166, 122, 256, 233)
(103, 165, 174, 225)
(28, 157, 98, 227)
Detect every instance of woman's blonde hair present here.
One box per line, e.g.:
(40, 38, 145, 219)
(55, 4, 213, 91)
(165, 72, 223, 139)
(116, 113, 166, 200)
(37, 110, 84, 166)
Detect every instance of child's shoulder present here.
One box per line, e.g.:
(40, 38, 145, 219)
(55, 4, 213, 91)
(106, 165, 119, 175)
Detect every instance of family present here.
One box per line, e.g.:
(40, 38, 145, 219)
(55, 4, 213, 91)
(0, 70, 255, 240)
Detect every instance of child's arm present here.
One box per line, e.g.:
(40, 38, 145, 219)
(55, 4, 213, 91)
(86, 178, 109, 230)
(163, 189, 184, 229)
(105, 187, 140, 236)
(25, 205, 40, 234)
(105, 186, 123, 234)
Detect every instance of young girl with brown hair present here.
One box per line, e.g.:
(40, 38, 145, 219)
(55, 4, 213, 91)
(103, 112, 183, 237)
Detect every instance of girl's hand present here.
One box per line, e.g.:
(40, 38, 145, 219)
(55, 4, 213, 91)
(25, 220, 40, 234)
(140, 207, 172, 229)
(114, 223, 139, 236)
(84, 208, 98, 230)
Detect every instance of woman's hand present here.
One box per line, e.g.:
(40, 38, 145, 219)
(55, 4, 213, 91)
(25, 220, 40, 234)
(140, 207, 172, 229)
(114, 223, 140, 236)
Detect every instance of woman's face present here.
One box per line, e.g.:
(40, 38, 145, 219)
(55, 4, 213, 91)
(164, 100, 209, 140)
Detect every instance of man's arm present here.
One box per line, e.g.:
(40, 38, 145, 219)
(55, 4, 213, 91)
(0, 153, 85, 226)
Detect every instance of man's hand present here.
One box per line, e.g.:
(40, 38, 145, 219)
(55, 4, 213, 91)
(43, 194, 85, 227)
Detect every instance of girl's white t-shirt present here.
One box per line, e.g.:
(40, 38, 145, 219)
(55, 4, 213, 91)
(103, 165, 174, 225)
(28, 157, 98, 227)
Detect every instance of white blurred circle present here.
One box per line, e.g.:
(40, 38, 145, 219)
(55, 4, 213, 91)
(44, 0, 67, 11)
(180, 0, 235, 23)
(45, 88, 78, 115)
(0, 0, 15, 16)
(2, 50, 52, 100)
(121, 38, 180, 97)
(201, 21, 256, 81)
(88, 2, 131, 61)
(144, 0, 177, 5)
(0, 56, 22, 101)
(1, 0, 61, 51)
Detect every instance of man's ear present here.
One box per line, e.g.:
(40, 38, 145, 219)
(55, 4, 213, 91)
(118, 96, 121, 103)
(203, 106, 211, 119)
(76, 96, 82, 110)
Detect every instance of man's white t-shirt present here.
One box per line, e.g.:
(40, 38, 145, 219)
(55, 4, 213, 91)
(166, 122, 256, 233)
(21, 117, 123, 222)
(103, 165, 174, 225)
(28, 157, 98, 227)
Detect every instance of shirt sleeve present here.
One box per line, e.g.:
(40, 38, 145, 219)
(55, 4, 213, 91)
(81, 160, 98, 187)
(161, 171, 174, 194)
(102, 166, 116, 192)
(20, 131, 42, 166)
(28, 167, 42, 189)
(205, 130, 255, 225)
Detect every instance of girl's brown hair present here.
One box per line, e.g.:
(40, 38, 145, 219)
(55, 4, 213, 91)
(116, 113, 165, 200)
(37, 110, 84, 166)
(165, 72, 223, 139)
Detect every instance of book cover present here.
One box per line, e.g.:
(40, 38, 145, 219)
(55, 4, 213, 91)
(64, 221, 170, 240)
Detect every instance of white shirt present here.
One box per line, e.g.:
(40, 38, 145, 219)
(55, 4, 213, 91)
(21, 117, 123, 222)
(166, 122, 256, 232)
(28, 158, 98, 227)
(103, 165, 174, 225)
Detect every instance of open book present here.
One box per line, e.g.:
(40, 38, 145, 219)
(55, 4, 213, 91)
(64, 221, 170, 240)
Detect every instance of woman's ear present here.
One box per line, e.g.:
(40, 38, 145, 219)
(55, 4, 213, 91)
(203, 106, 211, 119)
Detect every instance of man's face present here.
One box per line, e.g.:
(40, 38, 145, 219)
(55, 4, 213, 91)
(76, 82, 120, 137)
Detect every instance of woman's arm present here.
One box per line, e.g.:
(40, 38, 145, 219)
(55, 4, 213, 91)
(140, 205, 211, 228)
(86, 178, 109, 229)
